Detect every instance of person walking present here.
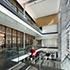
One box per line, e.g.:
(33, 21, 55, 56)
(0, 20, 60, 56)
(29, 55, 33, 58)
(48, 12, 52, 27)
(30, 46, 36, 64)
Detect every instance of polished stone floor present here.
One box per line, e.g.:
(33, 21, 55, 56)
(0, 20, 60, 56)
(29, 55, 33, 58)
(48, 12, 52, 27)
(0, 57, 63, 70)
(12, 63, 63, 70)
(0, 59, 18, 70)
(0, 52, 22, 70)
(42, 60, 61, 69)
(11, 60, 63, 70)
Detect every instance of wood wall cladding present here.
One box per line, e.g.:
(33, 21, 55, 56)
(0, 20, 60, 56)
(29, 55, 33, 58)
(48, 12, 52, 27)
(35, 14, 58, 27)
(25, 33, 35, 46)
(35, 40, 42, 45)
(0, 24, 35, 48)
(0, 24, 23, 48)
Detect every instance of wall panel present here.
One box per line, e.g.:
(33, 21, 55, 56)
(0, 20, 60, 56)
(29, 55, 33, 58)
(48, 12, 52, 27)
(0, 24, 23, 48)
(35, 14, 58, 27)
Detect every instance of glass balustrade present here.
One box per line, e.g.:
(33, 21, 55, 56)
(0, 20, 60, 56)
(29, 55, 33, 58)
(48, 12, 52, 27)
(0, 44, 42, 60)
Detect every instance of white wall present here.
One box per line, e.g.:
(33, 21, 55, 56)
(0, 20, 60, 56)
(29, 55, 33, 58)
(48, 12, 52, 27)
(42, 39, 58, 47)
(42, 24, 57, 33)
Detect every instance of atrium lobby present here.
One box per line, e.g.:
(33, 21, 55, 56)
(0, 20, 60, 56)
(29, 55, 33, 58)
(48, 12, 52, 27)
(0, 0, 70, 70)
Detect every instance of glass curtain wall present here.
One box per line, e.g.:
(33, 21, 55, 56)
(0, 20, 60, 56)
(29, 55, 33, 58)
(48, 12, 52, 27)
(25, 33, 35, 46)
(0, 24, 23, 59)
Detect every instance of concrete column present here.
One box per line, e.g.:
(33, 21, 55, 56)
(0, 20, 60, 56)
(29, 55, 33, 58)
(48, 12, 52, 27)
(23, 33, 25, 49)
(60, 0, 70, 70)
(69, 31, 70, 50)
(58, 11, 61, 60)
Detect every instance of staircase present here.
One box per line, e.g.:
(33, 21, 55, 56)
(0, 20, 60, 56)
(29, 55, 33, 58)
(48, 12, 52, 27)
(10, 51, 63, 70)
(11, 60, 63, 70)
(42, 60, 61, 69)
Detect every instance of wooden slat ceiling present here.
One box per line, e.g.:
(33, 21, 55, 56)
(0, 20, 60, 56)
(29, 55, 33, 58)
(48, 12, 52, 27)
(35, 13, 58, 27)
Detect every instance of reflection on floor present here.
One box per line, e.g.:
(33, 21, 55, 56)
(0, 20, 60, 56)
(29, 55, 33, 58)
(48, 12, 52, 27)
(0, 59, 18, 70)
(11, 60, 62, 70)
(13, 63, 26, 70)
(28, 66, 38, 70)
(42, 60, 61, 69)
(11, 62, 63, 70)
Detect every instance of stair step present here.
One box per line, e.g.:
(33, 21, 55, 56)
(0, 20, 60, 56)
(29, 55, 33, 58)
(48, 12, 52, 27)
(12, 59, 63, 70)
(12, 62, 63, 70)
(42, 60, 61, 69)
(12, 63, 26, 70)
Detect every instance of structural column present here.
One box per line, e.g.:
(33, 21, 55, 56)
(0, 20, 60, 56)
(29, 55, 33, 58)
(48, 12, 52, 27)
(69, 30, 70, 50)
(58, 11, 61, 60)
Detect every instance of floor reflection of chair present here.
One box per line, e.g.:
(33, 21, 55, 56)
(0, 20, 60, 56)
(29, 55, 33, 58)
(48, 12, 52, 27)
(46, 53, 50, 60)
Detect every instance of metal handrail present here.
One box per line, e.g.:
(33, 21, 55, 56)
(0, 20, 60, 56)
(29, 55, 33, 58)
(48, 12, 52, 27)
(61, 52, 70, 63)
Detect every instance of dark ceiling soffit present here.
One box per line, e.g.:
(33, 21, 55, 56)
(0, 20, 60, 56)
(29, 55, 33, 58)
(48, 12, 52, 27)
(25, 0, 37, 5)
(42, 47, 58, 49)
(42, 32, 58, 35)
(28, 0, 37, 3)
